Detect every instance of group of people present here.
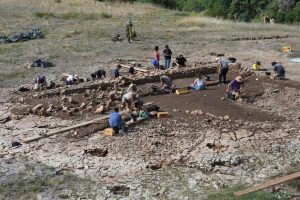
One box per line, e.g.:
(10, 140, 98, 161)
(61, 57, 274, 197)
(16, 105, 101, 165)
(152, 45, 188, 71)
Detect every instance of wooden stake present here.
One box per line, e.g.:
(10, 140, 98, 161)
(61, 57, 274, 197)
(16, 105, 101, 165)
(234, 172, 300, 197)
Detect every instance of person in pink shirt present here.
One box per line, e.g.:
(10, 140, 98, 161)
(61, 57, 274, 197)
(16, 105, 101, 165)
(151, 46, 160, 71)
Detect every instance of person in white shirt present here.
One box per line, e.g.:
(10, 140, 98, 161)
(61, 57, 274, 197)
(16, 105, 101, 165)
(190, 74, 206, 90)
(122, 88, 137, 110)
(66, 74, 79, 85)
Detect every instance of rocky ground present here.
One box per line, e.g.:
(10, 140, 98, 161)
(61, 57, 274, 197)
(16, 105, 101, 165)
(1, 67, 300, 199)
(1, 0, 300, 199)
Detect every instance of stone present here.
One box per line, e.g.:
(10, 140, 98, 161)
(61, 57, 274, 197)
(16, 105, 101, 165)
(95, 106, 105, 114)
(79, 102, 86, 109)
(32, 104, 43, 114)
(185, 110, 190, 114)
(46, 104, 54, 112)
(223, 115, 230, 121)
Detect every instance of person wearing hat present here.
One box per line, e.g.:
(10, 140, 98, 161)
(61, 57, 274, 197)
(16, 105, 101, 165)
(66, 74, 79, 86)
(252, 61, 261, 71)
(271, 62, 285, 79)
(217, 57, 236, 84)
(226, 75, 244, 99)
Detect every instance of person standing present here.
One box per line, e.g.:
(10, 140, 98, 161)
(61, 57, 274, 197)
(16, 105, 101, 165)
(109, 107, 123, 134)
(152, 46, 160, 71)
(163, 45, 172, 69)
(125, 19, 133, 43)
(271, 62, 285, 79)
(217, 57, 235, 84)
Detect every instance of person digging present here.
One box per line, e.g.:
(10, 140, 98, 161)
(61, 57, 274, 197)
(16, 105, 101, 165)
(109, 107, 124, 134)
(122, 87, 138, 110)
(217, 57, 236, 84)
(33, 75, 47, 91)
(91, 69, 106, 80)
(226, 75, 244, 100)
(271, 62, 286, 80)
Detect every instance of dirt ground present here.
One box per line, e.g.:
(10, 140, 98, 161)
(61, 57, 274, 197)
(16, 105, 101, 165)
(1, 1, 300, 199)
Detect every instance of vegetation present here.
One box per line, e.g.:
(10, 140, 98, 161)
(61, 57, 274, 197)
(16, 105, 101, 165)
(111, 0, 300, 23)
(204, 184, 287, 200)
(0, 162, 97, 199)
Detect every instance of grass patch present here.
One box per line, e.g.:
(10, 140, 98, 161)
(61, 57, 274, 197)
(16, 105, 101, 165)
(204, 184, 284, 200)
(0, 70, 31, 81)
(0, 161, 97, 200)
(100, 12, 112, 19)
(62, 29, 81, 38)
(34, 12, 56, 19)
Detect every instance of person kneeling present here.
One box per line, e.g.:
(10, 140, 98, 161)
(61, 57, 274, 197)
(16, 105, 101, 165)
(34, 75, 47, 90)
(190, 74, 206, 90)
(226, 75, 244, 99)
(109, 107, 124, 134)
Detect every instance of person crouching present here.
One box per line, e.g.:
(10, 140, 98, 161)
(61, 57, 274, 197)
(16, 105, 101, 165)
(109, 107, 123, 134)
(226, 75, 244, 99)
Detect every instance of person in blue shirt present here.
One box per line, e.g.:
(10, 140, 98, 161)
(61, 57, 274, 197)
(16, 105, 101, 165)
(109, 107, 123, 134)
(112, 64, 122, 78)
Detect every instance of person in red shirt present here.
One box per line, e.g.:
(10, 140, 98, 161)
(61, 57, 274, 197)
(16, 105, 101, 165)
(151, 46, 160, 71)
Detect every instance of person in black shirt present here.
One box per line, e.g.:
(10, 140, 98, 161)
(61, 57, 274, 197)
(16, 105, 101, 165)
(91, 69, 106, 80)
(173, 54, 188, 67)
(163, 45, 172, 69)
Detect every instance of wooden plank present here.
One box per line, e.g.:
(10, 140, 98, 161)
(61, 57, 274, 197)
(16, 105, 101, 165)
(120, 64, 150, 73)
(176, 89, 189, 95)
(22, 102, 153, 143)
(234, 172, 300, 197)
(157, 112, 169, 118)
(22, 115, 111, 143)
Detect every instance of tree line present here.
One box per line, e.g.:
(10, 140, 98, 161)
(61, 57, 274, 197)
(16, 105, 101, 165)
(101, 0, 300, 23)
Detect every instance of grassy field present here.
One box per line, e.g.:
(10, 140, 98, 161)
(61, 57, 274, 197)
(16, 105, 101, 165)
(1, 0, 300, 87)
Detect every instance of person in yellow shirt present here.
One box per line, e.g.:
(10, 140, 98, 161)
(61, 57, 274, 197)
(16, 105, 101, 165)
(252, 61, 261, 71)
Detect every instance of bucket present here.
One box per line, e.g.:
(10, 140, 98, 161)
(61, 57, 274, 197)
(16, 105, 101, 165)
(151, 85, 158, 95)
(205, 75, 211, 81)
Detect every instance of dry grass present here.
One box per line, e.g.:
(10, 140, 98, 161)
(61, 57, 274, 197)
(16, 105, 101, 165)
(1, 0, 300, 87)
(176, 16, 300, 33)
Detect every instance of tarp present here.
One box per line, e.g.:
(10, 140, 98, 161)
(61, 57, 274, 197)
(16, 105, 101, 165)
(0, 28, 43, 43)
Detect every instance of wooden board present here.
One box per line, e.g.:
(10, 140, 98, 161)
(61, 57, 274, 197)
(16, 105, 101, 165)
(120, 64, 150, 73)
(22, 102, 153, 143)
(234, 172, 300, 197)
(157, 112, 169, 118)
